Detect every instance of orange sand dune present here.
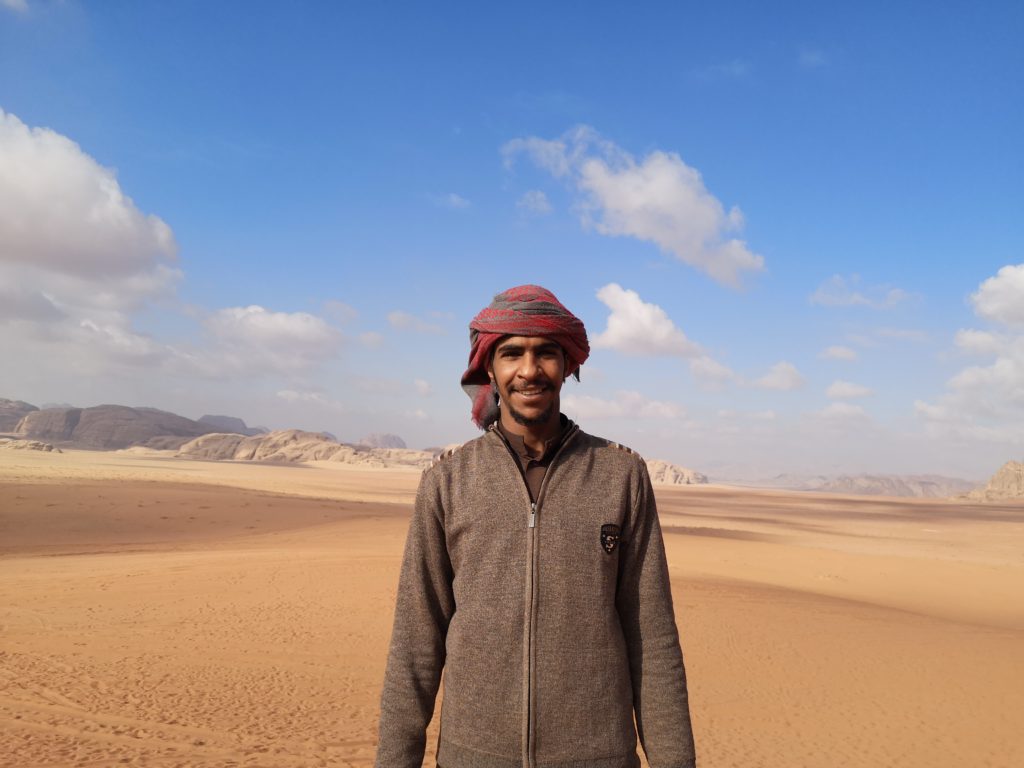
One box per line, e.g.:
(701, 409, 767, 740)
(1, 451, 1022, 767)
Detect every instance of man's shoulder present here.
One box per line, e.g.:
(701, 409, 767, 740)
(573, 429, 647, 468)
(428, 432, 492, 470)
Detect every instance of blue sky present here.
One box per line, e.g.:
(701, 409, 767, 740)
(1, 0, 1022, 478)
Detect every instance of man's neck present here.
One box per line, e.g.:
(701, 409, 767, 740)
(498, 412, 562, 456)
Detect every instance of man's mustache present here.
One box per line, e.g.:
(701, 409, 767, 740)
(508, 382, 553, 393)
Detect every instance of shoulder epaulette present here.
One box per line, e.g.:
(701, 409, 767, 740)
(431, 443, 465, 467)
(607, 440, 635, 455)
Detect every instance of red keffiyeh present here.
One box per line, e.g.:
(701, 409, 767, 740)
(461, 285, 589, 428)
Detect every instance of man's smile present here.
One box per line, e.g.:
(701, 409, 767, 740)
(510, 385, 551, 401)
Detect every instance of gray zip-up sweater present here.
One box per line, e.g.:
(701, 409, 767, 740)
(375, 423, 696, 768)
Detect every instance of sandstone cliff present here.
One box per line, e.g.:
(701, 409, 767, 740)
(813, 474, 976, 498)
(15, 405, 217, 450)
(0, 398, 39, 433)
(968, 461, 1024, 501)
(646, 460, 708, 486)
(198, 415, 267, 437)
(176, 429, 432, 469)
(357, 433, 407, 449)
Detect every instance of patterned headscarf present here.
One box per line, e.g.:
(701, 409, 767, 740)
(461, 285, 589, 428)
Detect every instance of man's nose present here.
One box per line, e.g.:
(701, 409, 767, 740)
(518, 352, 544, 377)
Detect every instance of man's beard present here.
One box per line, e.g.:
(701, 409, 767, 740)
(508, 401, 555, 427)
(497, 382, 557, 427)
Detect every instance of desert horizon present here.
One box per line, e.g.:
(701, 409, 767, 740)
(7, 395, 1020, 500)
(2, 447, 1022, 767)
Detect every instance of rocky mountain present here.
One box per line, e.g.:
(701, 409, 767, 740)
(646, 460, 708, 486)
(357, 433, 407, 449)
(176, 429, 433, 469)
(198, 414, 267, 437)
(0, 398, 38, 432)
(714, 472, 976, 498)
(812, 474, 977, 498)
(15, 405, 217, 450)
(968, 461, 1024, 501)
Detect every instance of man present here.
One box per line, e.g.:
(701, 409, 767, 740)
(375, 285, 696, 768)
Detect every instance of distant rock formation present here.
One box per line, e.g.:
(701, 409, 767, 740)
(968, 461, 1024, 501)
(198, 414, 267, 437)
(812, 474, 977, 498)
(141, 436, 199, 451)
(646, 460, 708, 486)
(716, 472, 976, 498)
(176, 429, 433, 470)
(357, 433, 407, 449)
(0, 398, 39, 432)
(0, 438, 61, 452)
(15, 405, 217, 450)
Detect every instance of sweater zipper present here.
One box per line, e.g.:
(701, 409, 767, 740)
(490, 424, 578, 768)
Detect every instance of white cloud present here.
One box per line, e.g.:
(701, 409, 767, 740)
(0, 109, 177, 280)
(916, 264, 1024, 444)
(205, 305, 342, 372)
(593, 283, 702, 357)
(689, 356, 736, 387)
(718, 408, 776, 421)
(0, 109, 183, 377)
(516, 189, 552, 215)
(562, 390, 685, 421)
(276, 389, 347, 413)
(503, 126, 764, 286)
(810, 274, 909, 309)
(0, 283, 65, 322)
(954, 329, 1002, 356)
(359, 331, 384, 348)
(387, 310, 443, 334)
(354, 377, 403, 395)
(1, 0, 28, 14)
(436, 192, 470, 210)
(751, 361, 805, 391)
(277, 389, 328, 404)
(816, 402, 868, 420)
(971, 263, 1024, 328)
(820, 345, 858, 361)
(323, 300, 358, 323)
(826, 380, 873, 399)
(413, 378, 432, 396)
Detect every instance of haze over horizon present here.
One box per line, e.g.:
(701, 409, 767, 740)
(1, 1, 1022, 480)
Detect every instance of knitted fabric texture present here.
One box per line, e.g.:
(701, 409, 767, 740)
(461, 284, 590, 428)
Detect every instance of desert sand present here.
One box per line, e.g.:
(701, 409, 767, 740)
(1, 449, 1022, 768)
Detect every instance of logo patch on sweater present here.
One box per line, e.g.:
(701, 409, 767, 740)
(600, 524, 621, 554)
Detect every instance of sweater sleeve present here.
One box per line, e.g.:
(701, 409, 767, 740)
(616, 460, 697, 768)
(374, 468, 455, 768)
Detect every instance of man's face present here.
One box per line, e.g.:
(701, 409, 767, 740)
(489, 335, 566, 428)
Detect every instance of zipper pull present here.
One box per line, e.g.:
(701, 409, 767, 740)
(529, 502, 536, 528)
